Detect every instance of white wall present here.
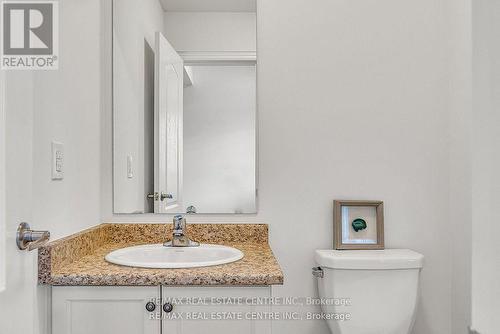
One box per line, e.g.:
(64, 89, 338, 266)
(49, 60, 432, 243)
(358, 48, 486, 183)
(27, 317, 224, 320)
(2, 1, 102, 334)
(32, 0, 102, 240)
(103, 1, 457, 333)
(471, 1, 500, 332)
(183, 65, 256, 213)
(448, 1, 472, 333)
(164, 12, 256, 52)
(0, 71, 5, 293)
(258, 1, 452, 333)
(31, 1, 102, 332)
(113, 0, 164, 213)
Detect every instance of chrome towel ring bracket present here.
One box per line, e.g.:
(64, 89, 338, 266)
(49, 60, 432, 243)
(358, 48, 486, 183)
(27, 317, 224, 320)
(16, 222, 50, 251)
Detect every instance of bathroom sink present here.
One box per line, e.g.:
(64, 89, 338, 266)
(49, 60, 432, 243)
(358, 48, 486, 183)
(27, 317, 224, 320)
(105, 244, 244, 269)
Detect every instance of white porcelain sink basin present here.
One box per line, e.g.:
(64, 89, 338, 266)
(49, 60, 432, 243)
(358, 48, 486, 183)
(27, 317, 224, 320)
(105, 244, 244, 269)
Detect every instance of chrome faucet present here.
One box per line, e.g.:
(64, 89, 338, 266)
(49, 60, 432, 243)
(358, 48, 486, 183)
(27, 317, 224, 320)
(163, 215, 199, 247)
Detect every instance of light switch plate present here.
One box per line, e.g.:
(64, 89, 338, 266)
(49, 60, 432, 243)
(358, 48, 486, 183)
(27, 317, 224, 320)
(127, 155, 133, 178)
(51, 141, 64, 180)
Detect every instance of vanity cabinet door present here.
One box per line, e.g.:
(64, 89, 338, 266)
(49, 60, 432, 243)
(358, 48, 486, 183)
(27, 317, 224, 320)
(52, 286, 161, 334)
(161, 287, 271, 334)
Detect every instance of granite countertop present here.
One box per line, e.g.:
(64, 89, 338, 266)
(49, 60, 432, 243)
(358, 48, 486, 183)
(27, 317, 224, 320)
(38, 223, 284, 286)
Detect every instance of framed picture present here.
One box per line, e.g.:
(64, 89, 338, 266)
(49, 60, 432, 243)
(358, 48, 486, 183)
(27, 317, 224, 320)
(333, 200, 384, 250)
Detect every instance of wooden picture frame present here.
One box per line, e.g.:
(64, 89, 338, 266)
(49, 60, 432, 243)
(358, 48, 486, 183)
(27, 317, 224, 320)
(333, 200, 384, 250)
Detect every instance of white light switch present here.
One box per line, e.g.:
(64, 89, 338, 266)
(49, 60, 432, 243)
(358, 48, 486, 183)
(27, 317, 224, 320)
(52, 141, 64, 180)
(127, 155, 133, 178)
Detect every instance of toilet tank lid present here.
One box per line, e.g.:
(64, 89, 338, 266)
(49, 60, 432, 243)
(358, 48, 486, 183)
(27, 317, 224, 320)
(315, 249, 424, 270)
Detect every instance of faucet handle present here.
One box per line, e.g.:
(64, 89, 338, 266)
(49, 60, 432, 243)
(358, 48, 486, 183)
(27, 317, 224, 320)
(173, 214, 183, 224)
(165, 215, 199, 247)
(172, 215, 185, 235)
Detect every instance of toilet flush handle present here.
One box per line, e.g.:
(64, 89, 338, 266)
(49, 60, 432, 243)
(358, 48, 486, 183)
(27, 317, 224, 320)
(312, 267, 324, 278)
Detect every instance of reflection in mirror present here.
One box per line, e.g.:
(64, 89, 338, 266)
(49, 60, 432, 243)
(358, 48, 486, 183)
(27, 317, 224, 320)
(113, 0, 257, 214)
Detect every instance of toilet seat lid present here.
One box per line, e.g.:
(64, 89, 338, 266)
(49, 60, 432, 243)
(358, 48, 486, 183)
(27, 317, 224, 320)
(315, 249, 424, 270)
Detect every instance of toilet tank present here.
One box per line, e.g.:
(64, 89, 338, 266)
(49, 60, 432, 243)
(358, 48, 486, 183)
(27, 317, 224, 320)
(314, 249, 424, 334)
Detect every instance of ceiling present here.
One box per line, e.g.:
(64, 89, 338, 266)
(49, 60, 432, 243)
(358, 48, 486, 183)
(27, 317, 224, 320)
(160, 0, 256, 12)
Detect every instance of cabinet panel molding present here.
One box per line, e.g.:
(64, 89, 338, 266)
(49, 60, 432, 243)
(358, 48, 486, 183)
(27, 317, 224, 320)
(52, 286, 160, 334)
(161, 286, 272, 334)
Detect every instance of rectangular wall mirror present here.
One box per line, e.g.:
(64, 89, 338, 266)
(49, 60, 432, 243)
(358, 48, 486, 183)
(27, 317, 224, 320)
(113, 0, 257, 214)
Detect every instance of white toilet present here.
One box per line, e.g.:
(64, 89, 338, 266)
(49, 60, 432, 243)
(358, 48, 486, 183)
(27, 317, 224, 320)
(314, 249, 424, 334)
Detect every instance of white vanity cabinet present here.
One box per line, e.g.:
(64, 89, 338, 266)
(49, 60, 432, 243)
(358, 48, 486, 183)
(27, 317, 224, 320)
(52, 286, 161, 334)
(161, 287, 271, 334)
(52, 286, 272, 334)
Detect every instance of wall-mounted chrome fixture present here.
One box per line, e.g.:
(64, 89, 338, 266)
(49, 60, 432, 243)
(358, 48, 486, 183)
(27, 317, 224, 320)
(16, 222, 50, 251)
(186, 205, 197, 214)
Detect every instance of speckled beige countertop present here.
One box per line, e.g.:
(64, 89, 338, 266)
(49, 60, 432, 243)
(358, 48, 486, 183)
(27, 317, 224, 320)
(38, 223, 283, 286)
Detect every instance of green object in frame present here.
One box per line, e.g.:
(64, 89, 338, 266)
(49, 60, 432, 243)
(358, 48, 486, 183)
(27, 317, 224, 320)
(352, 218, 367, 232)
